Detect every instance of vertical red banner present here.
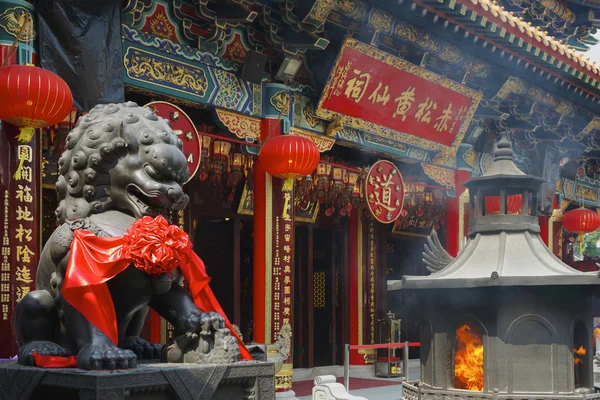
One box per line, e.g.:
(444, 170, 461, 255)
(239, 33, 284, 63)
(271, 179, 294, 345)
(0, 123, 40, 358)
(367, 219, 376, 344)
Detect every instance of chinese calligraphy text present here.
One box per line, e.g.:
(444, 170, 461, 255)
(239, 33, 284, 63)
(365, 161, 405, 224)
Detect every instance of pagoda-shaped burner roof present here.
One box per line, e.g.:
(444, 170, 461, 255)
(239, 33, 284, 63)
(392, 136, 600, 291)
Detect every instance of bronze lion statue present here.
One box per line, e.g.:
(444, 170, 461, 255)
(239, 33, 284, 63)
(15, 102, 237, 370)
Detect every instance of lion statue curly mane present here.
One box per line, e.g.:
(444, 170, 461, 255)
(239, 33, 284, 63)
(55, 101, 189, 224)
(15, 102, 234, 371)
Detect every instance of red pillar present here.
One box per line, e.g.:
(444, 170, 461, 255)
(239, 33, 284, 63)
(253, 118, 282, 344)
(539, 216, 549, 246)
(446, 170, 471, 257)
(348, 211, 365, 364)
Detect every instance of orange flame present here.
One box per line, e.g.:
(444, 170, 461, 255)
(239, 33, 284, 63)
(594, 328, 600, 342)
(454, 323, 484, 391)
(574, 346, 586, 365)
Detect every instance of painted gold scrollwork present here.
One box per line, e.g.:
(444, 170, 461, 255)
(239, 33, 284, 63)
(124, 48, 209, 97)
(270, 90, 291, 115)
(290, 127, 335, 152)
(303, 102, 320, 128)
(305, 0, 336, 26)
(335, 0, 367, 20)
(0, 6, 34, 41)
(462, 148, 477, 170)
(369, 8, 393, 35)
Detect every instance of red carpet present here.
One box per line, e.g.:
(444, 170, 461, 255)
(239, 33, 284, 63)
(292, 377, 402, 397)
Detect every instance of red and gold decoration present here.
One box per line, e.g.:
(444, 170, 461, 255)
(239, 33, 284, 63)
(367, 220, 377, 345)
(270, 181, 294, 343)
(317, 37, 481, 151)
(61, 216, 251, 360)
(0, 125, 41, 358)
(146, 101, 201, 184)
(209, 140, 232, 195)
(393, 183, 446, 237)
(259, 134, 320, 191)
(0, 64, 73, 144)
(485, 194, 523, 215)
(365, 160, 405, 224)
(562, 207, 600, 251)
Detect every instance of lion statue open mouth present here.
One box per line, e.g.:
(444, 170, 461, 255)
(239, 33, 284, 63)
(14, 102, 241, 370)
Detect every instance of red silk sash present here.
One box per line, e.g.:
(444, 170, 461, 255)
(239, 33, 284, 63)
(61, 216, 252, 361)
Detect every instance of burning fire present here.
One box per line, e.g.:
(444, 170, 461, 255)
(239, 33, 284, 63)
(574, 346, 586, 365)
(454, 323, 484, 392)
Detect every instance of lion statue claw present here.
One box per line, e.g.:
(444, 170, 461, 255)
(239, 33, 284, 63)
(14, 102, 237, 370)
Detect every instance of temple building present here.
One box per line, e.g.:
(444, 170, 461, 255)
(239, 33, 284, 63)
(2, 0, 600, 394)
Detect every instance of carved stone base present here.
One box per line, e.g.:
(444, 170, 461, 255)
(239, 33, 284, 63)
(0, 360, 275, 400)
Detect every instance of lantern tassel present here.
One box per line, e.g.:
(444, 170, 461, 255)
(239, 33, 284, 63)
(282, 178, 294, 192)
(579, 233, 584, 254)
(15, 126, 35, 143)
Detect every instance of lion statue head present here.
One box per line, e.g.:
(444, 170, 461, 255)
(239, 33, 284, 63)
(55, 102, 190, 223)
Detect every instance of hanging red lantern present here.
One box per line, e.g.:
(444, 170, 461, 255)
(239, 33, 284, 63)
(485, 194, 523, 215)
(0, 64, 73, 143)
(562, 207, 600, 252)
(259, 134, 320, 191)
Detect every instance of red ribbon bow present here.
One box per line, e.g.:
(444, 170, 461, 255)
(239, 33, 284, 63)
(61, 215, 251, 361)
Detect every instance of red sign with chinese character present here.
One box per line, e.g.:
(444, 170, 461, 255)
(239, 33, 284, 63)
(0, 124, 41, 358)
(365, 160, 405, 224)
(317, 38, 481, 150)
(146, 101, 201, 184)
(270, 179, 294, 346)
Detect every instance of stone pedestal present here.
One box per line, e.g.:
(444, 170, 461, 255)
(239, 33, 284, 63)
(0, 360, 275, 400)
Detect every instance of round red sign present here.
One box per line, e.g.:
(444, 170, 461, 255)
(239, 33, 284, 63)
(145, 101, 201, 185)
(365, 160, 405, 224)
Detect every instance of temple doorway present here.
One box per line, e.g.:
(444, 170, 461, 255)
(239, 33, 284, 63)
(294, 224, 349, 368)
(193, 214, 254, 343)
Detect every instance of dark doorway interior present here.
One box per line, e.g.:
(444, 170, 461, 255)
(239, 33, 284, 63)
(294, 225, 347, 368)
(194, 217, 235, 321)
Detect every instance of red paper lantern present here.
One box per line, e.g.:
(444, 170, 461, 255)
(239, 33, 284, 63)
(259, 134, 320, 190)
(562, 207, 600, 252)
(485, 194, 523, 215)
(0, 64, 73, 143)
(562, 207, 600, 234)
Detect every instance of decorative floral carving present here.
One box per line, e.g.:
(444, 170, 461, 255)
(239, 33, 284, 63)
(215, 109, 260, 141)
(276, 323, 292, 361)
(289, 127, 335, 152)
(369, 8, 393, 35)
(213, 69, 245, 110)
(422, 164, 455, 188)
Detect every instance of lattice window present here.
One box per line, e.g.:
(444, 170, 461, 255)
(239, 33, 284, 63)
(314, 271, 326, 308)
